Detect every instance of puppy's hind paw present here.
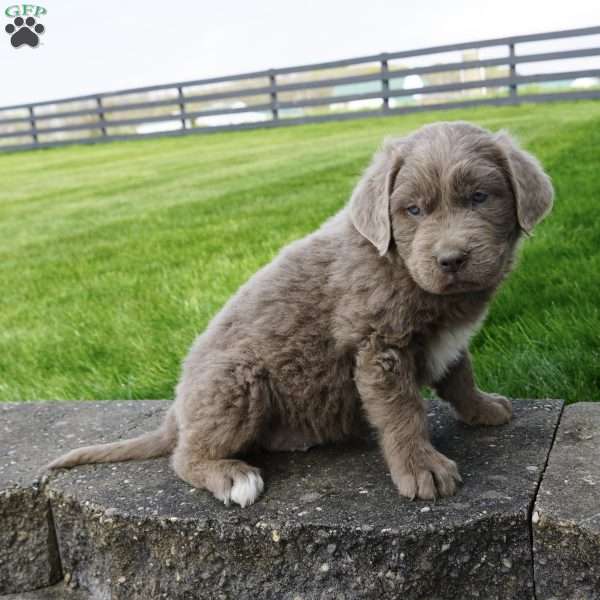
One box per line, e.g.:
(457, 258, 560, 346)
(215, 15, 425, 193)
(230, 471, 264, 508)
(196, 460, 264, 508)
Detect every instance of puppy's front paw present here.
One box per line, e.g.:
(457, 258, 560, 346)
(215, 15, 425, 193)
(390, 443, 462, 500)
(461, 392, 512, 426)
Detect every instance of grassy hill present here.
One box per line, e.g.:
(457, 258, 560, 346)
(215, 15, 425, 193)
(1, 101, 599, 403)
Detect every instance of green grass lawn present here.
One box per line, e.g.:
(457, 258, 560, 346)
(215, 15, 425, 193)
(1, 101, 599, 404)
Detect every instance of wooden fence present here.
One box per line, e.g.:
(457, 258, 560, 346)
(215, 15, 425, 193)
(1, 25, 599, 152)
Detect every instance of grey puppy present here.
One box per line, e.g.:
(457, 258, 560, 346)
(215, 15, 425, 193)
(49, 122, 553, 507)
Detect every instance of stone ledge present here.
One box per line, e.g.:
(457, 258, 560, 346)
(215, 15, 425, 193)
(0, 401, 166, 596)
(533, 403, 600, 600)
(1, 399, 563, 599)
(1, 582, 86, 600)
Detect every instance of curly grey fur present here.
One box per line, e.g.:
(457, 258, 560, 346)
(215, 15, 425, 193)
(48, 122, 553, 506)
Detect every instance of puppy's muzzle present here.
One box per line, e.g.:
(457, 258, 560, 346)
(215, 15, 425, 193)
(435, 249, 469, 273)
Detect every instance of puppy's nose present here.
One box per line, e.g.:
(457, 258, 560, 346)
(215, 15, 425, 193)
(437, 250, 468, 273)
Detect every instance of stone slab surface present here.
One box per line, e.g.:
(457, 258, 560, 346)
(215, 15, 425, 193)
(1, 398, 562, 600)
(0, 401, 165, 594)
(533, 403, 600, 600)
(1, 582, 86, 600)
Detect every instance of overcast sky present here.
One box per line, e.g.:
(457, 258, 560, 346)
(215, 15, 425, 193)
(1, 0, 599, 107)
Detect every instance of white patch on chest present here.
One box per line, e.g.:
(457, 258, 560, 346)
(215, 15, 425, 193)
(424, 314, 487, 382)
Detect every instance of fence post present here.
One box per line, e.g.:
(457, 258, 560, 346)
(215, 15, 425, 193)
(28, 106, 38, 145)
(269, 71, 279, 121)
(177, 86, 187, 130)
(96, 97, 107, 136)
(508, 43, 518, 101)
(381, 53, 390, 112)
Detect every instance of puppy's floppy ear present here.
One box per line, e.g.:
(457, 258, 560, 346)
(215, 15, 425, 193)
(349, 138, 404, 256)
(494, 131, 554, 233)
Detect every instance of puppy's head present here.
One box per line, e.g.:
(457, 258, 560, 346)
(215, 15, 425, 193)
(350, 122, 553, 295)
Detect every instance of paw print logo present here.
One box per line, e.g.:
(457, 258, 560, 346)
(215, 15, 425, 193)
(5, 16, 45, 48)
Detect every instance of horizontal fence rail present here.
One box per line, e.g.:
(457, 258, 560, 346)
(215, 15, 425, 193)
(1, 25, 599, 151)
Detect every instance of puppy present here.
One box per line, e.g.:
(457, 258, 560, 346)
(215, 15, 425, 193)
(49, 122, 553, 507)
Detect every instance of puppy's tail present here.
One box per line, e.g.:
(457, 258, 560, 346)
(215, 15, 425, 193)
(47, 406, 177, 470)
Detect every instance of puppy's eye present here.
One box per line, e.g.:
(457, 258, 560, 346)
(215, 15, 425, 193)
(406, 205, 421, 216)
(471, 191, 489, 204)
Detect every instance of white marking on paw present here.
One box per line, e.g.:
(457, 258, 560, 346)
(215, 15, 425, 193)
(229, 472, 264, 508)
(214, 487, 232, 506)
